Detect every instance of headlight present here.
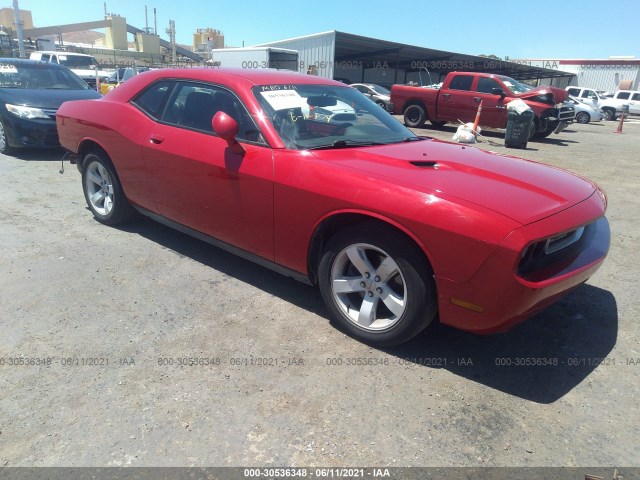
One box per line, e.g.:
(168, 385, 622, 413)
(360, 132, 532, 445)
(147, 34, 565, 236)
(5, 103, 50, 119)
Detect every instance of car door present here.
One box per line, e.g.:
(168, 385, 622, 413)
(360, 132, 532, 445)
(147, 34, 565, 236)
(473, 76, 508, 127)
(579, 89, 599, 109)
(138, 80, 275, 260)
(437, 74, 477, 123)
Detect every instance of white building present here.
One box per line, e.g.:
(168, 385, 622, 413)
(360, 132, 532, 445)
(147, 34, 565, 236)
(506, 57, 640, 91)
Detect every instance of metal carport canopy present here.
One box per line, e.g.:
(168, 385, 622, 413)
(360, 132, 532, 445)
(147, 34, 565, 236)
(333, 31, 572, 83)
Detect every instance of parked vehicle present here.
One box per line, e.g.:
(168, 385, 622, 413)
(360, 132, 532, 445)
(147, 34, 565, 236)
(569, 96, 604, 123)
(56, 68, 610, 346)
(29, 51, 111, 89)
(565, 86, 609, 109)
(0, 58, 101, 154)
(100, 67, 151, 94)
(392, 72, 574, 138)
(599, 90, 640, 120)
(208, 47, 299, 72)
(351, 83, 393, 111)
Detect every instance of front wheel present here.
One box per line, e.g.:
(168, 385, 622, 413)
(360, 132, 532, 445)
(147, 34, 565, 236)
(318, 223, 437, 346)
(82, 150, 135, 225)
(602, 108, 616, 121)
(403, 104, 426, 128)
(532, 119, 558, 139)
(0, 119, 13, 155)
(575, 112, 590, 124)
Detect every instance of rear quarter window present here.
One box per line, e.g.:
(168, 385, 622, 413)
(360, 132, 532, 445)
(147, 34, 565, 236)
(131, 80, 173, 119)
(448, 75, 474, 91)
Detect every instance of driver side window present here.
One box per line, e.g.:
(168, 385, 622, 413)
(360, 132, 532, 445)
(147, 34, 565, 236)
(160, 82, 265, 144)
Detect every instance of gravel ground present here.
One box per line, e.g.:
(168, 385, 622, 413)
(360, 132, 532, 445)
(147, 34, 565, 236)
(0, 118, 638, 470)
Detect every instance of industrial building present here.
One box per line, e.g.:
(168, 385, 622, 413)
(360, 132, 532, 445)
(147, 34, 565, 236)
(193, 28, 224, 54)
(256, 30, 575, 88)
(506, 57, 640, 91)
(0, 6, 32, 29)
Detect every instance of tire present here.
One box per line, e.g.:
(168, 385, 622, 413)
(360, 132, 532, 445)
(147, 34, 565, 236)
(376, 100, 387, 110)
(0, 119, 13, 155)
(81, 150, 135, 225)
(532, 119, 558, 139)
(430, 120, 447, 128)
(602, 108, 616, 121)
(318, 223, 437, 346)
(403, 104, 426, 128)
(575, 112, 590, 124)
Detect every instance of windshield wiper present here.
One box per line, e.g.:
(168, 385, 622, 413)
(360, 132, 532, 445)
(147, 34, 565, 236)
(308, 140, 391, 150)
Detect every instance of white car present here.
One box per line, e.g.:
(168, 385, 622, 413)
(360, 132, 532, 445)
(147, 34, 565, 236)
(569, 96, 604, 123)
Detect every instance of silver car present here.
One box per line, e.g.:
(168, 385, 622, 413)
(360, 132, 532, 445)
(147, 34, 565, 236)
(569, 96, 604, 123)
(351, 83, 393, 112)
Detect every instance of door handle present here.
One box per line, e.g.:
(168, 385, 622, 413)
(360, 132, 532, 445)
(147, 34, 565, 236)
(149, 134, 164, 144)
(442, 93, 451, 99)
(473, 97, 481, 102)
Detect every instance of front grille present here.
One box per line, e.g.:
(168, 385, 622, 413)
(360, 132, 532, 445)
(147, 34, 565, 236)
(44, 132, 60, 146)
(559, 106, 575, 121)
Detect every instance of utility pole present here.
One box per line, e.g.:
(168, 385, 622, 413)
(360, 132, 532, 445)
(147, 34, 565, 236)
(12, 0, 25, 58)
(166, 20, 176, 64)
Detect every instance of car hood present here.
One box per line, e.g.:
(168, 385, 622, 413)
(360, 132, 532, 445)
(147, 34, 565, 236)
(310, 138, 596, 225)
(0, 88, 101, 109)
(516, 85, 568, 103)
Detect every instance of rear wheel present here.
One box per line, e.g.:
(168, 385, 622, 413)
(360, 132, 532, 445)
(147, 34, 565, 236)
(82, 150, 135, 225)
(318, 223, 437, 346)
(376, 100, 387, 110)
(404, 104, 426, 128)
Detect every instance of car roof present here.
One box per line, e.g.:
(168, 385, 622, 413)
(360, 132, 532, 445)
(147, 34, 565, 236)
(106, 67, 348, 102)
(32, 51, 94, 57)
(0, 57, 68, 69)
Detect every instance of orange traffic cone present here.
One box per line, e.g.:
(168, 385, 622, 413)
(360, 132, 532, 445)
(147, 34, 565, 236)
(614, 107, 626, 134)
(472, 100, 483, 138)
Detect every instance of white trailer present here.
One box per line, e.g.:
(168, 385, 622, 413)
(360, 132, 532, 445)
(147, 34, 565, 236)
(208, 47, 299, 72)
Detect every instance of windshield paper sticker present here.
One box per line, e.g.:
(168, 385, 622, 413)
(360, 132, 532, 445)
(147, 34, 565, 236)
(260, 89, 303, 110)
(0, 64, 18, 74)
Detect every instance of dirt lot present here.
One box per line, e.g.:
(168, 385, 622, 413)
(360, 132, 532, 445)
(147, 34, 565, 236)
(1, 118, 639, 471)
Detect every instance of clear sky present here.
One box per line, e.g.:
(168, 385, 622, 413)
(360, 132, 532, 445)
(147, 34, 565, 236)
(18, 0, 640, 59)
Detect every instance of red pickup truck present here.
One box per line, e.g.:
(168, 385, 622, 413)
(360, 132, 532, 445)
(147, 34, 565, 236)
(391, 72, 574, 138)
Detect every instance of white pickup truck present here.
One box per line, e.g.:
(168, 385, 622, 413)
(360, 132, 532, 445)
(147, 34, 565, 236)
(566, 86, 640, 120)
(29, 51, 111, 89)
(601, 90, 640, 120)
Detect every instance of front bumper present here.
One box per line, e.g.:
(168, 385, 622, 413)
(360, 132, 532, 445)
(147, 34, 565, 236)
(436, 192, 610, 334)
(2, 114, 59, 149)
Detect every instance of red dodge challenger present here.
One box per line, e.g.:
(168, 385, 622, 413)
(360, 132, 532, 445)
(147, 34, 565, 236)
(56, 68, 610, 346)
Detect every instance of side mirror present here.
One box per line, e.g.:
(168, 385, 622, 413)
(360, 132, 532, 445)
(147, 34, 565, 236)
(212, 111, 244, 154)
(492, 87, 506, 97)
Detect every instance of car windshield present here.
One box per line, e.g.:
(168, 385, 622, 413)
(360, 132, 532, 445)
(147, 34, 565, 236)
(0, 61, 90, 89)
(499, 75, 532, 94)
(58, 55, 98, 69)
(370, 84, 390, 95)
(253, 84, 418, 150)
